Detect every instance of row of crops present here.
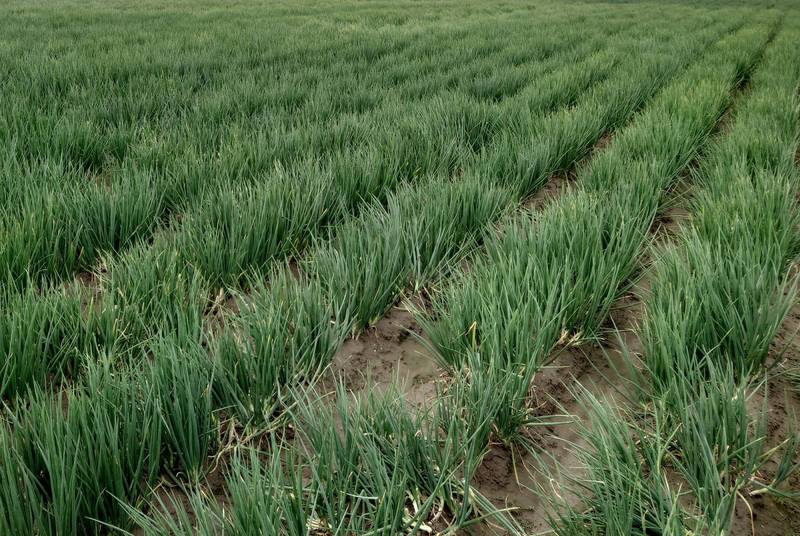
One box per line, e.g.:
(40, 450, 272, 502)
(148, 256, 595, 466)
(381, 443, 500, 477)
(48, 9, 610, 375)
(543, 19, 800, 536)
(1, 0, 799, 534)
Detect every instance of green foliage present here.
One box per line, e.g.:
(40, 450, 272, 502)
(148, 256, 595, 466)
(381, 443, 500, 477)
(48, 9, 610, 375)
(1, 1, 799, 535)
(547, 18, 800, 536)
(213, 270, 347, 423)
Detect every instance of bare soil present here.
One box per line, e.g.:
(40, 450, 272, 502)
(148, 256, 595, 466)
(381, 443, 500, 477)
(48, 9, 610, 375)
(330, 303, 442, 408)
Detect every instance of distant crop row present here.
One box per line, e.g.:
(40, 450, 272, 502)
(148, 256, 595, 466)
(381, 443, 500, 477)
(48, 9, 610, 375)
(1, 4, 634, 288)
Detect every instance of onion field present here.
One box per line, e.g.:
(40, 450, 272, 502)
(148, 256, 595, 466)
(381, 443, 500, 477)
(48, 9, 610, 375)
(2, 0, 800, 534)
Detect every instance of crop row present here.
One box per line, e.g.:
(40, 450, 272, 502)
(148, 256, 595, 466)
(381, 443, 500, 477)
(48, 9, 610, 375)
(547, 23, 800, 535)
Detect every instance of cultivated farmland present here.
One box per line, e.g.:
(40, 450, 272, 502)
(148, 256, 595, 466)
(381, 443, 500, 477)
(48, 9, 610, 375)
(2, 0, 800, 534)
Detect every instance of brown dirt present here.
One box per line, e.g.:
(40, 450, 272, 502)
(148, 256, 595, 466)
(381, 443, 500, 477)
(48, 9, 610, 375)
(329, 303, 442, 407)
(523, 169, 574, 211)
(75, 270, 101, 291)
(73, 270, 104, 318)
(463, 128, 630, 533)
(479, 297, 642, 534)
(732, 289, 800, 535)
(130, 477, 232, 536)
(466, 272, 800, 535)
(131, 487, 194, 536)
(593, 131, 614, 153)
(322, 292, 636, 533)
